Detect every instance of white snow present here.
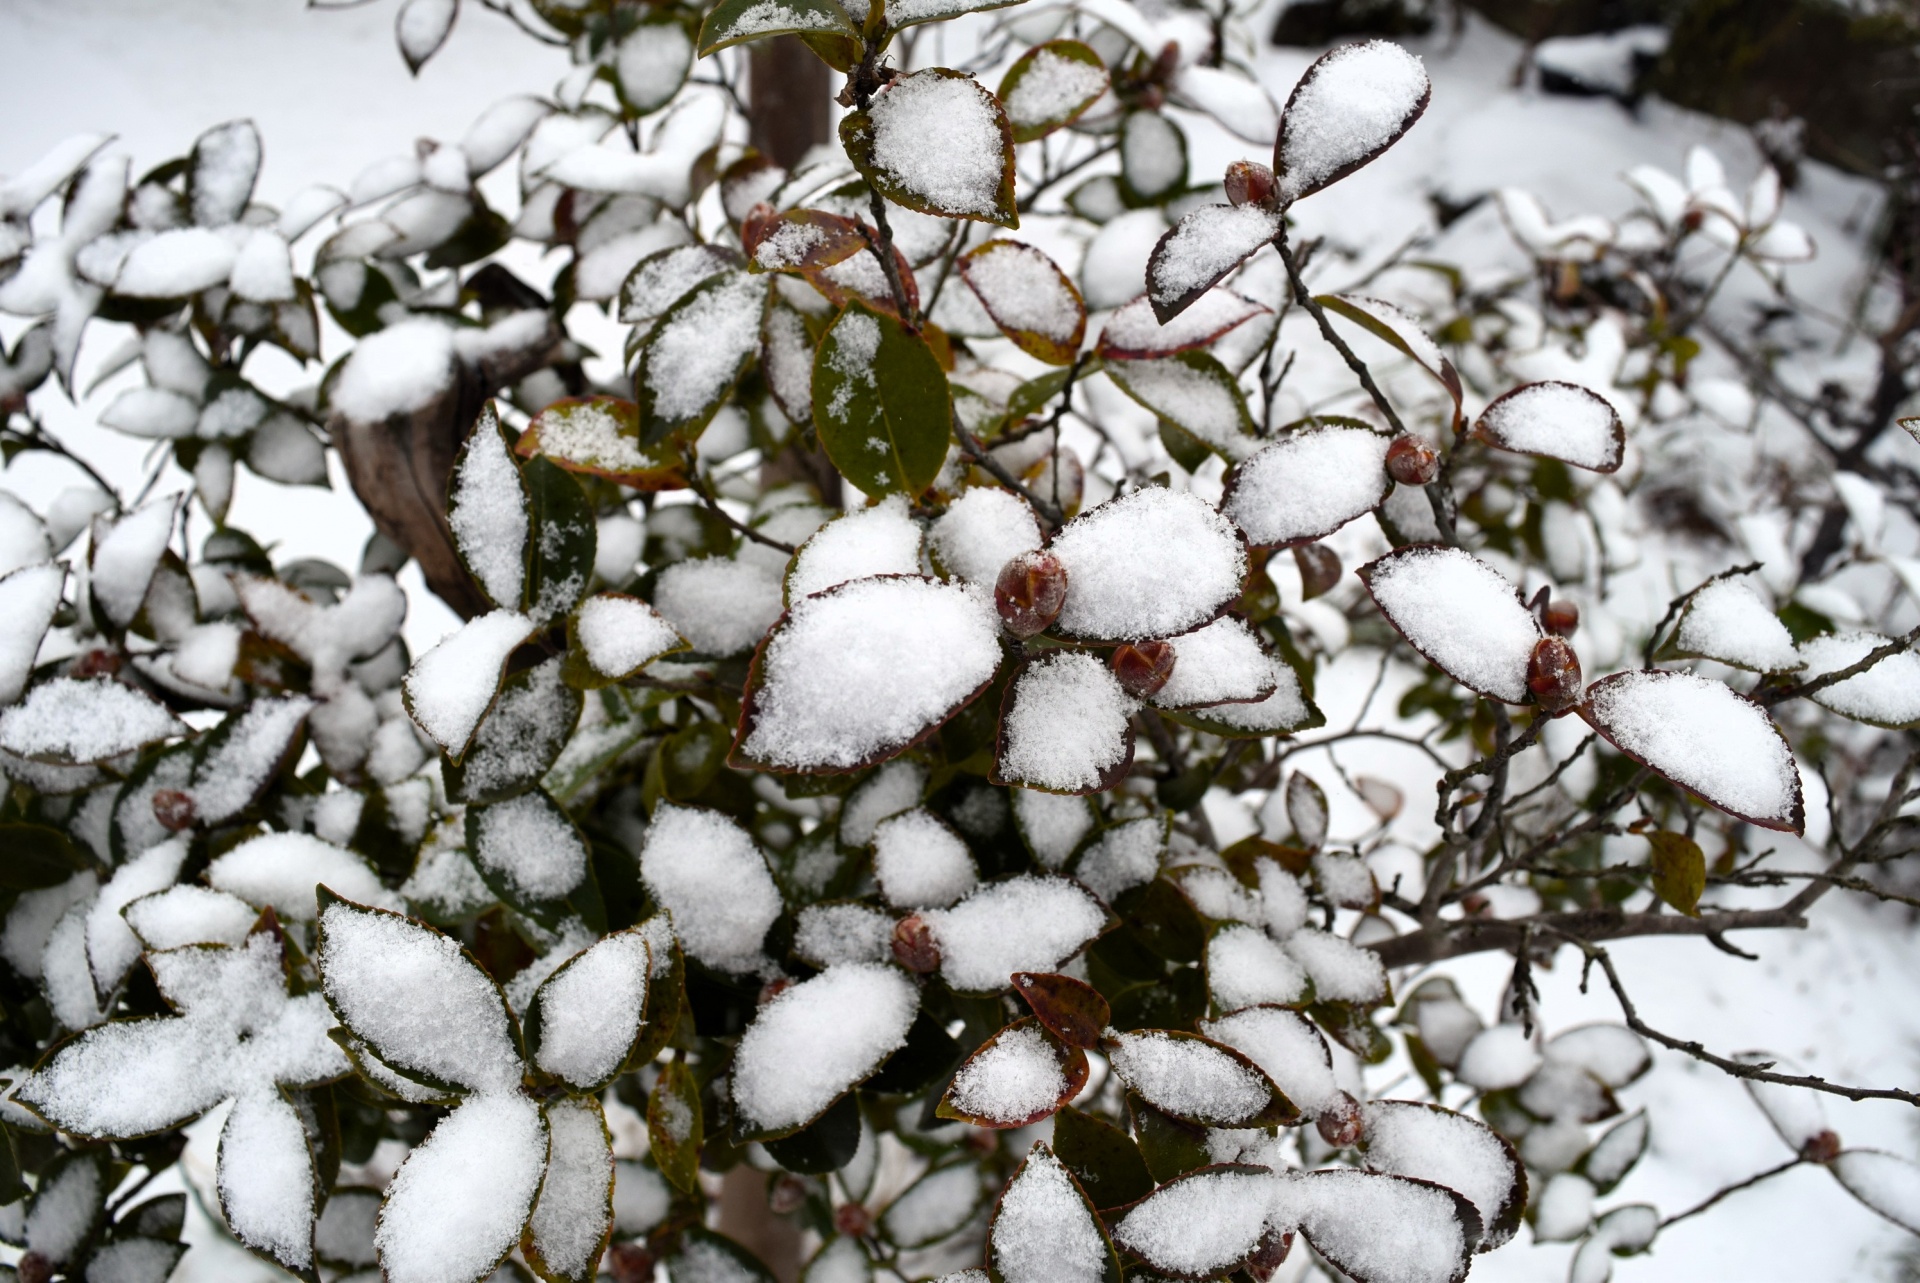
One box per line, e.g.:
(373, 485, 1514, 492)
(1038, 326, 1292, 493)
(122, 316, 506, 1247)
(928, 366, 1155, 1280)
(738, 577, 1003, 771)
(990, 1144, 1107, 1283)
(1473, 380, 1624, 472)
(402, 609, 535, 754)
(840, 758, 927, 847)
(1272, 1169, 1471, 1283)
(471, 791, 588, 902)
(638, 803, 782, 973)
(219, 1087, 317, 1270)
(375, 1093, 548, 1283)
(1099, 290, 1268, 359)
(1121, 110, 1186, 200)
(1049, 486, 1247, 640)
(1106, 355, 1256, 459)
(1274, 40, 1429, 203)
(191, 695, 315, 823)
(0, 563, 64, 706)
(1151, 616, 1277, 709)
(329, 318, 457, 423)
(532, 930, 649, 1087)
(930, 487, 1043, 586)
(1362, 1099, 1522, 1248)
(1362, 546, 1541, 703)
(922, 876, 1108, 992)
(730, 963, 918, 1133)
(448, 410, 529, 610)
(1283, 928, 1387, 1005)
(1583, 670, 1802, 828)
(90, 495, 178, 628)
(123, 885, 259, 950)
(1797, 632, 1920, 728)
(949, 1023, 1070, 1125)
(881, 1162, 986, 1248)
(1073, 817, 1164, 903)
(1674, 575, 1801, 672)
(871, 807, 979, 909)
(997, 651, 1134, 794)
(1114, 1167, 1275, 1276)
(1830, 1151, 1920, 1236)
(865, 72, 1008, 220)
(1012, 787, 1094, 869)
(1201, 1005, 1339, 1115)
(651, 556, 784, 658)
(794, 902, 894, 967)
(1000, 48, 1108, 137)
(1108, 1030, 1274, 1125)
(1224, 425, 1393, 548)
(1455, 1024, 1543, 1091)
(961, 240, 1083, 352)
(637, 271, 764, 425)
(1207, 923, 1310, 1009)
(86, 838, 187, 992)
(577, 593, 685, 678)
(207, 832, 393, 919)
(786, 495, 923, 602)
(1148, 204, 1281, 314)
(526, 1097, 615, 1280)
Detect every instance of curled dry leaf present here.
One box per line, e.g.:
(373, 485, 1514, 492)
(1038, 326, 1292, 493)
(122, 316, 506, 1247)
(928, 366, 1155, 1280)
(1012, 972, 1110, 1049)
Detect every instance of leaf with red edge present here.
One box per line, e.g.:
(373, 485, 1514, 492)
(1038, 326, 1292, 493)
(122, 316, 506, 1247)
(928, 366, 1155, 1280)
(1146, 203, 1281, 324)
(1315, 294, 1462, 411)
(1106, 1029, 1299, 1128)
(1578, 669, 1804, 833)
(801, 241, 920, 319)
(1471, 380, 1625, 473)
(937, 1018, 1088, 1128)
(992, 652, 1137, 796)
(1097, 291, 1269, 360)
(743, 208, 869, 275)
(1360, 1100, 1526, 1252)
(987, 1142, 1123, 1283)
(959, 240, 1086, 366)
(840, 69, 1018, 228)
(1271, 1168, 1479, 1283)
(1272, 40, 1431, 205)
(998, 40, 1110, 144)
(1012, 972, 1110, 1049)
(1357, 545, 1543, 704)
(516, 397, 689, 490)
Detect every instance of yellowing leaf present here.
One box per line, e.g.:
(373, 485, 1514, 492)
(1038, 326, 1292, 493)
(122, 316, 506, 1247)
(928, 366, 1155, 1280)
(1647, 831, 1705, 917)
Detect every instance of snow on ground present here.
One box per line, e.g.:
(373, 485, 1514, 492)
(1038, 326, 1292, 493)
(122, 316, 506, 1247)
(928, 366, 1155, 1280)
(2, 3, 1917, 1280)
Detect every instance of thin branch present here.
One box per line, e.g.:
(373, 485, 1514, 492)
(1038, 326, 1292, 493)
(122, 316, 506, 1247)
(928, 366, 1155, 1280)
(954, 416, 1064, 527)
(689, 475, 796, 555)
(1658, 1157, 1806, 1230)
(1275, 230, 1409, 437)
(1762, 625, 1920, 707)
(1370, 901, 1806, 970)
(1642, 561, 1762, 668)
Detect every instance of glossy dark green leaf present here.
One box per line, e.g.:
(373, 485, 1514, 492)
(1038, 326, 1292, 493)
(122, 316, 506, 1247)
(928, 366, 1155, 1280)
(812, 302, 951, 497)
(864, 1011, 964, 1096)
(0, 824, 85, 889)
(523, 455, 597, 621)
(764, 1090, 862, 1174)
(445, 656, 582, 806)
(1128, 1095, 1210, 1184)
(1053, 1105, 1154, 1210)
(697, 0, 858, 56)
(648, 1060, 704, 1193)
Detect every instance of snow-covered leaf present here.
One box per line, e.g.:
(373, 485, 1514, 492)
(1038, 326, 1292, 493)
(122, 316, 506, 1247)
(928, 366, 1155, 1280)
(1011, 788, 1095, 870)
(786, 494, 923, 603)
(994, 651, 1135, 795)
(885, 0, 1024, 29)
(639, 803, 783, 973)
(762, 294, 817, 424)
(987, 1142, 1119, 1283)
(123, 885, 258, 951)
(733, 576, 1002, 773)
(811, 302, 951, 498)
(517, 397, 689, 490)
(90, 495, 180, 630)
(190, 695, 315, 825)
(446, 657, 581, 805)
(1173, 64, 1279, 144)
(402, 609, 538, 758)
(998, 41, 1109, 143)
(1359, 546, 1542, 703)
(1222, 423, 1392, 547)
(0, 678, 184, 765)
(467, 789, 590, 917)
(744, 207, 869, 275)
(206, 832, 394, 919)
(1113, 1164, 1276, 1277)
(697, 0, 858, 56)
(1047, 486, 1247, 642)
(316, 894, 525, 1095)
(872, 807, 978, 908)
(1200, 1005, 1339, 1116)
(1105, 351, 1258, 461)
(613, 19, 694, 116)
(1830, 1150, 1920, 1235)
(1098, 290, 1268, 360)
(188, 120, 262, 227)
(841, 70, 1017, 228)
(17, 1004, 230, 1138)
(939, 1019, 1087, 1127)
(1669, 575, 1801, 672)
(447, 403, 531, 611)
(929, 486, 1042, 586)
(1270, 1168, 1478, 1283)
(1108, 1029, 1295, 1126)
(1206, 923, 1310, 1009)
(1568, 1204, 1657, 1283)
(568, 593, 687, 685)
(523, 1096, 615, 1283)
(652, 556, 784, 658)
(1120, 111, 1187, 202)
(959, 240, 1085, 366)
(1580, 669, 1803, 832)
(376, 1093, 547, 1283)
(620, 243, 743, 324)
(1284, 928, 1387, 1006)
(0, 564, 65, 706)
(218, 1086, 319, 1272)
(1316, 294, 1462, 407)
(923, 875, 1109, 993)
(634, 269, 767, 446)
(396, 0, 459, 73)
(1545, 1024, 1649, 1088)
(732, 963, 918, 1138)
(1273, 40, 1430, 204)
(1361, 1100, 1525, 1250)
(1796, 632, 1920, 728)
(1579, 1110, 1648, 1193)
(1471, 381, 1624, 473)
(1146, 204, 1280, 324)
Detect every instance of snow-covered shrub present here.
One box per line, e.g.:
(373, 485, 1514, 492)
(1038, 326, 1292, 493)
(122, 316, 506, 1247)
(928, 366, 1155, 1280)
(0, 1, 1917, 1282)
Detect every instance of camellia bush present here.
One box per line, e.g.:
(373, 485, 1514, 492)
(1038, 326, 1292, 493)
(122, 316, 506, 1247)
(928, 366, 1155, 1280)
(0, 0, 1917, 1281)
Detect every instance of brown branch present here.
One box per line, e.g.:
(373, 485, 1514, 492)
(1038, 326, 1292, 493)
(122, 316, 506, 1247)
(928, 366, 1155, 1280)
(1370, 903, 1808, 970)
(1275, 231, 1409, 438)
(689, 475, 796, 555)
(1761, 625, 1920, 707)
(954, 416, 1064, 527)
(1659, 1157, 1806, 1230)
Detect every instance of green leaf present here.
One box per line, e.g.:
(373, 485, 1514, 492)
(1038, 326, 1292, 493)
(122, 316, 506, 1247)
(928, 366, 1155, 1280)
(0, 1120, 23, 1207)
(647, 1060, 704, 1193)
(543, 687, 671, 802)
(634, 271, 768, 447)
(812, 302, 951, 497)
(998, 40, 1109, 143)
(1315, 293, 1462, 410)
(0, 823, 85, 889)
(884, 0, 1026, 30)
(1647, 831, 1705, 917)
(1104, 351, 1257, 461)
(697, 0, 858, 56)
(627, 922, 686, 1069)
(1052, 1105, 1155, 1209)
(668, 1229, 777, 1283)
(465, 789, 592, 926)
(743, 208, 870, 275)
(522, 455, 597, 622)
(763, 1090, 862, 1173)
(516, 397, 689, 491)
(445, 657, 583, 806)
(1128, 1095, 1210, 1183)
(840, 69, 1018, 228)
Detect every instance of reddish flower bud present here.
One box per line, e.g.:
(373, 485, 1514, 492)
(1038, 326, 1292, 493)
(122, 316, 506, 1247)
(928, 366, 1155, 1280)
(1111, 640, 1177, 698)
(757, 977, 793, 1005)
(1315, 1090, 1364, 1148)
(607, 1242, 655, 1283)
(1224, 160, 1277, 210)
(833, 1202, 874, 1238)
(1292, 543, 1342, 601)
(71, 648, 123, 679)
(741, 201, 778, 253)
(1544, 598, 1580, 638)
(1138, 84, 1166, 111)
(994, 550, 1068, 639)
(16, 1254, 51, 1283)
(891, 914, 941, 974)
(151, 788, 196, 833)
(1247, 1229, 1295, 1281)
(1384, 434, 1439, 486)
(1527, 636, 1583, 714)
(1150, 42, 1182, 84)
(1803, 1130, 1843, 1163)
(769, 1173, 808, 1214)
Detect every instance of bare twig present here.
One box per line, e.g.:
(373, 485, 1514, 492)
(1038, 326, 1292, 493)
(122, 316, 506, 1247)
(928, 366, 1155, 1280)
(954, 417, 1065, 527)
(689, 475, 796, 555)
(1762, 625, 1920, 707)
(1659, 1157, 1806, 1230)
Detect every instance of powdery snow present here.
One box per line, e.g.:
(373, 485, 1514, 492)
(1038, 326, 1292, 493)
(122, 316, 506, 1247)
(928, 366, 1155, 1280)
(402, 609, 535, 753)
(447, 412, 529, 610)
(866, 72, 1008, 220)
(1073, 817, 1164, 903)
(1107, 1031, 1274, 1125)
(375, 1093, 548, 1283)
(961, 240, 1083, 348)
(1000, 49, 1108, 137)
(1049, 487, 1247, 641)
(1797, 632, 1920, 728)
(1012, 787, 1094, 869)
(123, 885, 259, 951)
(871, 807, 979, 909)
(839, 758, 927, 847)
(1271, 1169, 1471, 1283)
(207, 832, 393, 919)
(949, 1024, 1070, 1125)
(730, 963, 918, 1133)
(576, 593, 684, 678)
(793, 902, 894, 967)
(0, 564, 62, 705)
(1674, 576, 1801, 672)
(0, 677, 183, 764)
(638, 803, 782, 973)
(1201, 1005, 1339, 1115)
(1473, 380, 1624, 472)
(997, 651, 1135, 793)
(651, 556, 784, 657)
(786, 495, 923, 602)
(1362, 1100, 1523, 1248)
(1114, 1167, 1275, 1276)
(1100, 290, 1268, 358)
(1148, 204, 1281, 314)
(922, 876, 1108, 992)
(1207, 923, 1310, 1009)
(990, 1144, 1108, 1283)
(1283, 928, 1387, 1004)
(1224, 425, 1393, 548)
(929, 486, 1043, 586)
(1151, 616, 1277, 709)
(1361, 546, 1541, 703)
(471, 791, 588, 902)
(638, 271, 764, 424)
(330, 318, 457, 423)
(1106, 356, 1256, 458)
(1274, 40, 1429, 204)
(526, 1098, 615, 1279)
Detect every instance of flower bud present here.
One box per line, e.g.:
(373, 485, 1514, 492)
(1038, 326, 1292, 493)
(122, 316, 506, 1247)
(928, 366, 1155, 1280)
(1150, 41, 1181, 84)
(1527, 636, 1583, 714)
(834, 1202, 874, 1238)
(1543, 598, 1580, 638)
(1384, 434, 1439, 486)
(17, 1253, 51, 1283)
(1803, 1130, 1843, 1164)
(1292, 542, 1341, 601)
(757, 977, 793, 1005)
(1247, 1229, 1295, 1282)
(1224, 160, 1277, 209)
(994, 550, 1068, 639)
(151, 788, 196, 833)
(71, 648, 123, 679)
(608, 1242, 655, 1283)
(891, 914, 941, 974)
(769, 1173, 808, 1214)
(1315, 1090, 1364, 1147)
(1112, 640, 1177, 698)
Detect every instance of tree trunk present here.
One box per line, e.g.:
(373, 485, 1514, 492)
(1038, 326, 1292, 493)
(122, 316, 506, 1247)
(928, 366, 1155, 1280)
(747, 37, 833, 169)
